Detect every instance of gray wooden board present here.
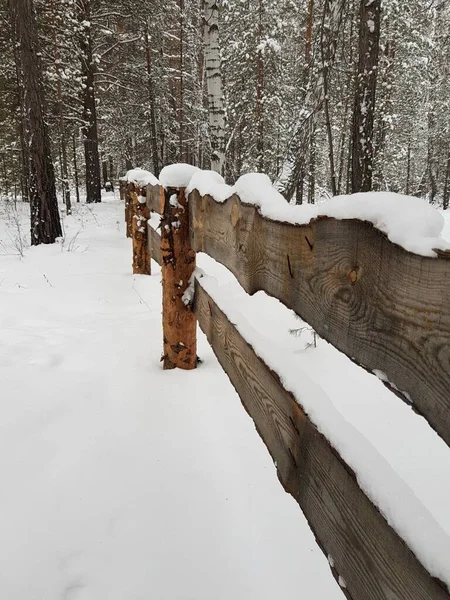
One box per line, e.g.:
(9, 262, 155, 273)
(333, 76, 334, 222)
(146, 183, 163, 214)
(188, 191, 450, 447)
(148, 222, 161, 266)
(148, 224, 449, 599)
(194, 280, 449, 600)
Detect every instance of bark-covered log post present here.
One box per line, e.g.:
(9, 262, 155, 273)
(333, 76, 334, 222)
(119, 178, 126, 202)
(124, 182, 133, 238)
(128, 182, 151, 275)
(161, 186, 197, 370)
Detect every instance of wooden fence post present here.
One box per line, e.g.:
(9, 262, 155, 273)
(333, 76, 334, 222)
(124, 182, 133, 238)
(161, 186, 197, 370)
(128, 183, 151, 275)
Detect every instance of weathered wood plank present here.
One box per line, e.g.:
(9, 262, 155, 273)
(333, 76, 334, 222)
(146, 183, 164, 214)
(193, 279, 449, 600)
(147, 223, 449, 599)
(189, 191, 450, 447)
(148, 221, 161, 266)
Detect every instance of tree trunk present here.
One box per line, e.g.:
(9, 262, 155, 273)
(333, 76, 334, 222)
(321, 0, 337, 196)
(51, 0, 71, 215)
(144, 24, 161, 176)
(178, 0, 185, 161)
(405, 139, 412, 196)
(308, 121, 316, 204)
(72, 134, 81, 203)
(9, 0, 62, 244)
(102, 160, 108, 187)
(351, 0, 381, 193)
(256, 0, 264, 172)
(109, 156, 114, 190)
(443, 142, 450, 210)
(203, 0, 226, 175)
(78, 0, 101, 203)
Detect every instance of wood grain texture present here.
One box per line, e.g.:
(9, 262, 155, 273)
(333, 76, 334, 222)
(147, 224, 449, 599)
(189, 191, 450, 447)
(148, 221, 161, 266)
(146, 183, 164, 214)
(194, 280, 449, 600)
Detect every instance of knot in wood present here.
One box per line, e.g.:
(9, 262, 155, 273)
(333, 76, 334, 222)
(348, 268, 359, 285)
(231, 201, 240, 228)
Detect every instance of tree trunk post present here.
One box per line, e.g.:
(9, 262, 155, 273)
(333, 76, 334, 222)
(129, 183, 151, 275)
(124, 182, 133, 238)
(161, 186, 197, 370)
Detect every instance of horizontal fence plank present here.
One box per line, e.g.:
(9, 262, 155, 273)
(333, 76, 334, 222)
(193, 279, 449, 600)
(188, 190, 450, 447)
(147, 183, 164, 214)
(147, 223, 449, 600)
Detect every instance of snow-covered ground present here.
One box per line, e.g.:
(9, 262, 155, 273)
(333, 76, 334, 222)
(0, 196, 344, 600)
(1, 196, 449, 598)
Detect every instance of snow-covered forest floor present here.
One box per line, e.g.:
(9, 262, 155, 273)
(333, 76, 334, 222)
(1, 194, 450, 599)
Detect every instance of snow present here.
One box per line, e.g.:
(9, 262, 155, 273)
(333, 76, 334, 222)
(440, 209, 450, 242)
(159, 163, 200, 189)
(125, 168, 159, 187)
(185, 168, 450, 258)
(318, 192, 448, 257)
(0, 195, 345, 600)
(192, 255, 450, 591)
(4, 193, 448, 598)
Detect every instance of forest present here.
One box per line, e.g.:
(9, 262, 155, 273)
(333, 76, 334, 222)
(1, 0, 450, 241)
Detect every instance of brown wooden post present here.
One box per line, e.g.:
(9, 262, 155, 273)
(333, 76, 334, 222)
(161, 186, 197, 370)
(129, 183, 151, 275)
(124, 182, 133, 238)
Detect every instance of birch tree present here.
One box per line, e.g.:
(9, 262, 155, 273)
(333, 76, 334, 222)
(203, 0, 225, 175)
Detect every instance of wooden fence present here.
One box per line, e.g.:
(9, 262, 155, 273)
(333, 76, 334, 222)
(120, 177, 450, 600)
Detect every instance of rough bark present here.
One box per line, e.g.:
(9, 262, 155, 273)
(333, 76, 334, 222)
(78, 0, 101, 203)
(351, 0, 381, 193)
(320, 0, 337, 196)
(129, 184, 151, 275)
(9, 0, 62, 244)
(144, 25, 160, 177)
(161, 187, 197, 370)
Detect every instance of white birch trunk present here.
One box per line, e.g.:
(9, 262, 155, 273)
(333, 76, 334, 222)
(203, 0, 225, 175)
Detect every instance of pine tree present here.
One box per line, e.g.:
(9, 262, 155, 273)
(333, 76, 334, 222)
(8, 0, 62, 244)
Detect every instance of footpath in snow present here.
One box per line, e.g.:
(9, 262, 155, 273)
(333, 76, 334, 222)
(0, 195, 345, 600)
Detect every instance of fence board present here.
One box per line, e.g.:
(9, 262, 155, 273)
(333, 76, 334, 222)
(148, 220, 161, 266)
(188, 191, 450, 447)
(147, 222, 449, 600)
(147, 183, 164, 214)
(193, 279, 449, 600)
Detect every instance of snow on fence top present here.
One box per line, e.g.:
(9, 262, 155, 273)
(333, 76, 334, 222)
(125, 168, 159, 187)
(159, 163, 200, 189)
(199, 273, 450, 592)
(186, 170, 450, 258)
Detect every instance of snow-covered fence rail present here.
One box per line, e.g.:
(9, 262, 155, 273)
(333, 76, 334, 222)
(119, 167, 450, 599)
(147, 183, 450, 450)
(144, 194, 449, 600)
